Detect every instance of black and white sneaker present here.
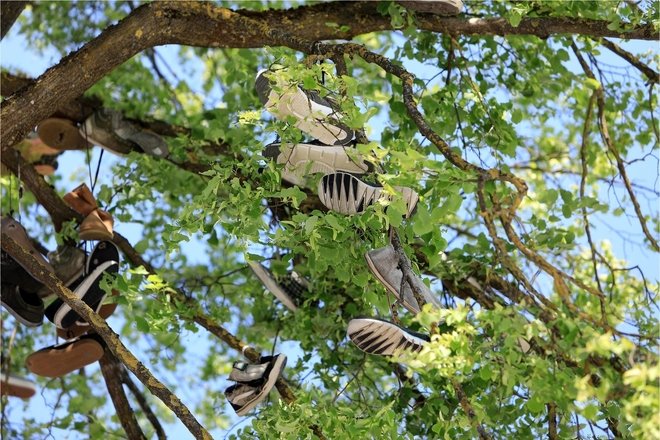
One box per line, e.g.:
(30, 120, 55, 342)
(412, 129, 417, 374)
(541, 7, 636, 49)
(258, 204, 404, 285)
(225, 354, 287, 416)
(318, 172, 419, 217)
(45, 241, 120, 329)
(247, 261, 308, 312)
(255, 69, 354, 146)
(347, 317, 429, 356)
(263, 142, 369, 187)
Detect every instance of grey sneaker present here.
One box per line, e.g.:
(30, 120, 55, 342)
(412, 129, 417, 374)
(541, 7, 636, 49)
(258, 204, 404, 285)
(318, 172, 418, 217)
(81, 109, 169, 157)
(347, 317, 429, 356)
(397, 0, 463, 15)
(263, 142, 369, 187)
(47, 245, 86, 287)
(365, 245, 441, 314)
(256, 69, 354, 146)
(247, 261, 309, 312)
(1, 284, 44, 327)
(225, 354, 287, 416)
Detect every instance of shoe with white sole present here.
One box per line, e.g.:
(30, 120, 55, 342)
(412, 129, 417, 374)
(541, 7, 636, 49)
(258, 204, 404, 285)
(256, 69, 354, 146)
(263, 142, 369, 187)
(247, 261, 308, 312)
(0, 373, 36, 399)
(347, 317, 429, 356)
(318, 172, 418, 217)
(45, 241, 119, 329)
(225, 354, 287, 416)
(365, 245, 441, 314)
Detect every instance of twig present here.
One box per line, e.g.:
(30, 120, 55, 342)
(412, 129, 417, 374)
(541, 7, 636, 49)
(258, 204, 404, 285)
(601, 38, 658, 83)
(451, 380, 492, 440)
(572, 40, 659, 252)
(121, 369, 168, 440)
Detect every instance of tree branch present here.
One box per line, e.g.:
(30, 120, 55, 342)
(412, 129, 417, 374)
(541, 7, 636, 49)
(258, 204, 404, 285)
(98, 350, 147, 440)
(0, 234, 213, 440)
(452, 380, 492, 440)
(571, 41, 660, 252)
(120, 368, 167, 440)
(1, 1, 656, 152)
(1, 1, 27, 39)
(601, 38, 658, 83)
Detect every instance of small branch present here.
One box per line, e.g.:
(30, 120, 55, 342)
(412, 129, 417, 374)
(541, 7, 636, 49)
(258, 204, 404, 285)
(121, 369, 167, 440)
(601, 38, 658, 83)
(390, 228, 429, 311)
(547, 403, 558, 440)
(1, 234, 213, 440)
(572, 41, 660, 252)
(98, 351, 147, 440)
(451, 380, 492, 440)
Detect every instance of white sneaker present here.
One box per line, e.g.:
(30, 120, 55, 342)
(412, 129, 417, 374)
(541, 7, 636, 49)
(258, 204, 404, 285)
(256, 69, 354, 146)
(263, 142, 369, 187)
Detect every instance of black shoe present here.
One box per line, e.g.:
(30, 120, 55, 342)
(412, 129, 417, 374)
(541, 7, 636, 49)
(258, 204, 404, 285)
(225, 354, 287, 416)
(1, 284, 44, 327)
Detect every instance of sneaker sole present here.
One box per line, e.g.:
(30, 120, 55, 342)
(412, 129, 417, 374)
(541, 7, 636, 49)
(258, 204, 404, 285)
(256, 70, 354, 146)
(318, 172, 418, 217)
(26, 336, 104, 378)
(247, 261, 298, 312)
(264, 143, 368, 187)
(364, 251, 421, 315)
(235, 354, 287, 416)
(347, 317, 429, 356)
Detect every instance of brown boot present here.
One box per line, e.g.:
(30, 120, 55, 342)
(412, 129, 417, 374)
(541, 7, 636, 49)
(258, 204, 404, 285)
(63, 183, 98, 216)
(79, 210, 113, 241)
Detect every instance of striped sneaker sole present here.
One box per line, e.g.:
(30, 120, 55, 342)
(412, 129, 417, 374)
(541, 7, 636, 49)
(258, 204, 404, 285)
(263, 143, 368, 187)
(318, 172, 418, 217)
(347, 318, 429, 356)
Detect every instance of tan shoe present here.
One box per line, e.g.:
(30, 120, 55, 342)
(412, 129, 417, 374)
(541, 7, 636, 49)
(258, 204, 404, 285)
(26, 334, 104, 378)
(79, 210, 113, 241)
(63, 183, 98, 216)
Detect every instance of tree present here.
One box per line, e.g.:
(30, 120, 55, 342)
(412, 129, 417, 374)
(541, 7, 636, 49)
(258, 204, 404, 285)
(1, 1, 658, 438)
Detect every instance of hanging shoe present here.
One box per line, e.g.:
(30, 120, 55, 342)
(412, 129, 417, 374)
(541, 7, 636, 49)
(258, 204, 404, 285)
(81, 108, 169, 158)
(0, 373, 36, 399)
(365, 245, 441, 314)
(37, 118, 90, 150)
(31, 153, 60, 176)
(247, 261, 308, 312)
(397, 0, 463, 15)
(318, 172, 418, 217)
(58, 300, 119, 340)
(63, 183, 114, 241)
(25, 334, 104, 378)
(1, 216, 56, 294)
(79, 209, 114, 241)
(45, 241, 119, 329)
(47, 245, 87, 287)
(225, 354, 287, 416)
(263, 142, 369, 187)
(256, 69, 354, 146)
(347, 317, 429, 356)
(0, 284, 44, 327)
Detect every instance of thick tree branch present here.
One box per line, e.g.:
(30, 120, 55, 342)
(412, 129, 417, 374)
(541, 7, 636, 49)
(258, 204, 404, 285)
(0, 234, 212, 440)
(1, 1, 27, 39)
(1, 1, 656, 152)
(98, 350, 147, 440)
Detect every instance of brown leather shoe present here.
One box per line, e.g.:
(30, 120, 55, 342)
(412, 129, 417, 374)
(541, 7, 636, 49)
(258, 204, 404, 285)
(63, 183, 98, 216)
(37, 118, 90, 150)
(79, 210, 114, 241)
